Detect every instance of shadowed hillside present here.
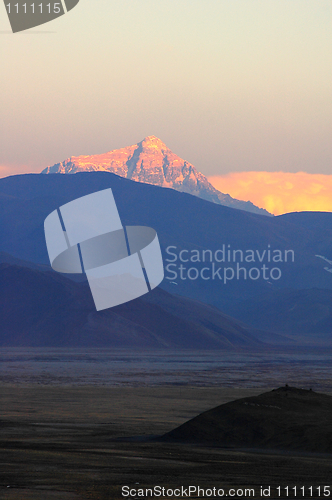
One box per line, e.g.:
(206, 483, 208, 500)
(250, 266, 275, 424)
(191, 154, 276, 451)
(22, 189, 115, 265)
(227, 288, 332, 344)
(163, 386, 332, 453)
(1, 172, 332, 314)
(0, 263, 266, 349)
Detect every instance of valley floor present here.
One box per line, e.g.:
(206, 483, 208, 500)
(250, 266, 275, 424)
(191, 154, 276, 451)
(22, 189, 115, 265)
(1, 349, 332, 499)
(1, 348, 332, 391)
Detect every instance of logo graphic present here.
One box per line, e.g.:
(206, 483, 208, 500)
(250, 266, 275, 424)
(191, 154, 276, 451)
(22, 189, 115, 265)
(316, 254, 332, 274)
(3, 0, 80, 33)
(44, 188, 164, 311)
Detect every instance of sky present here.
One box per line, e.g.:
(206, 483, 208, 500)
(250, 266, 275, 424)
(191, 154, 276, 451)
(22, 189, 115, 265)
(1, 1, 332, 213)
(209, 172, 332, 215)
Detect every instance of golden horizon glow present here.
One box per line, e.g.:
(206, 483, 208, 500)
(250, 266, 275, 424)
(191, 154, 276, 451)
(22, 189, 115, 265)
(208, 172, 332, 216)
(0, 164, 39, 178)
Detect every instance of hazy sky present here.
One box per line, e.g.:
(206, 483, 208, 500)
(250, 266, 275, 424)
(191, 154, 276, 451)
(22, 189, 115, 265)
(1, 0, 332, 178)
(209, 171, 332, 215)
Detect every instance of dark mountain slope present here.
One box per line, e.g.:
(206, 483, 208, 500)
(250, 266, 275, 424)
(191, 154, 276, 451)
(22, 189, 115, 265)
(163, 386, 332, 453)
(227, 288, 332, 343)
(1, 172, 331, 311)
(0, 263, 265, 349)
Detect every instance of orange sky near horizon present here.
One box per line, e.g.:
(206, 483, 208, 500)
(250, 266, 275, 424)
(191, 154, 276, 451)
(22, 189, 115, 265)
(208, 172, 332, 216)
(2, 166, 332, 216)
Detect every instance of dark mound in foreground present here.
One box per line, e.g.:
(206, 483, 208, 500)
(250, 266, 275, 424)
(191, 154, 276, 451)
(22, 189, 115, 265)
(163, 386, 332, 453)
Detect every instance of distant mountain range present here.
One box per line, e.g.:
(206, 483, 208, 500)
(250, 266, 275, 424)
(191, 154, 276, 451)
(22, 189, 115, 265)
(1, 172, 332, 346)
(41, 136, 271, 216)
(1, 172, 331, 298)
(228, 287, 332, 344)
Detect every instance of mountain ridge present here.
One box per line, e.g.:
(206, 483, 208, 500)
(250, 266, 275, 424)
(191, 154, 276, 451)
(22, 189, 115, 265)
(41, 136, 271, 216)
(1, 171, 332, 314)
(0, 262, 267, 349)
(2, 172, 332, 342)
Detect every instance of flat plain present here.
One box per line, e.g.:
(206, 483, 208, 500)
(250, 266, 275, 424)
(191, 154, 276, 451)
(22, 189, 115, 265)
(1, 349, 332, 499)
(1, 385, 332, 500)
